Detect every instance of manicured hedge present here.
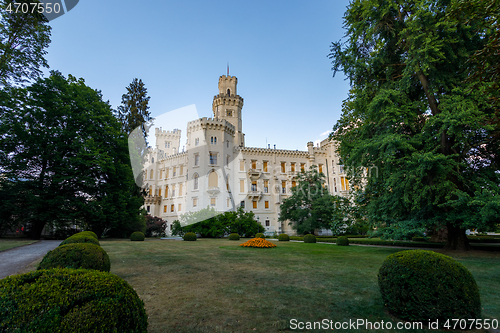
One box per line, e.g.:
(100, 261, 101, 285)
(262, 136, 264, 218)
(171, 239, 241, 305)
(78, 231, 98, 239)
(303, 234, 316, 243)
(411, 237, 426, 242)
(278, 233, 290, 241)
(255, 233, 265, 239)
(228, 233, 240, 240)
(378, 250, 481, 323)
(130, 231, 145, 241)
(336, 236, 349, 246)
(0, 268, 148, 332)
(467, 236, 500, 243)
(60, 234, 100, 246)
(183, 232, 197, 241)
(38, 243, 110, 272)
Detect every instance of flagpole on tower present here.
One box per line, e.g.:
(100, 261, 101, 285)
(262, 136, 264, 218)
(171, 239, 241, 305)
(227, 62, 229, 76)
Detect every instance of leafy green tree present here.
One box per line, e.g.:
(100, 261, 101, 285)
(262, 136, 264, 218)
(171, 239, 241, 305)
(0, 71, 145, 239)
(0, 0, 51, 86)
(279, 166, 338, 235)
(329, 0, 500, 250)
(116, 78, 152, 137)
(231, 207, 264, 237)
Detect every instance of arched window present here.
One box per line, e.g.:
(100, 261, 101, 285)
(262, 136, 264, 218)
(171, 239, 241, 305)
(211, 136, 214, 144)
(165, 185, 169, 198)
(194, 173, 199, 190)
(208, 170, 218, 187)
(227, 88, 230, 96)
(214, 137, 217, 144)
(150, 169, 154, 179)
(151, 157, 154, 163)
(149, 186, 152, 196)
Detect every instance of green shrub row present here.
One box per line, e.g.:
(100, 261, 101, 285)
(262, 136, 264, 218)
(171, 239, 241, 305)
(38, 243, 110, 272)
(0, 268, 148, 332)
(183, 232, 197, 241)
(278, 233, 290, 241)
(60, 233, 100, 246)
(228, 233, 240, 240)
(130, 231, 145, 241)
(467, 237, 500, 243)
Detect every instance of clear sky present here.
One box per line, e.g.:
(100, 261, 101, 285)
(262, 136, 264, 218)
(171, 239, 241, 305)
(43, 0, 351, 151)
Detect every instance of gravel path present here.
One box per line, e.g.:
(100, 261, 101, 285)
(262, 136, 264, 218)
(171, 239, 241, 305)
(0, 240, 61, 279)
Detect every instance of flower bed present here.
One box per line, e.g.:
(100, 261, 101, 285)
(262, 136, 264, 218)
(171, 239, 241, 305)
(240, 238, 277, 248)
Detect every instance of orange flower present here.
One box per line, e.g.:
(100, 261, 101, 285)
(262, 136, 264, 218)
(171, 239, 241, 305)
(239, 238, 277, 248)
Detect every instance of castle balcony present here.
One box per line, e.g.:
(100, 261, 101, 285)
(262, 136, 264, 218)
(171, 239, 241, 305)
(207, 186, 220, 195)
(247, 168, 262, 180)
(145, 195, 162, 204)
(247, 190, 263, 201)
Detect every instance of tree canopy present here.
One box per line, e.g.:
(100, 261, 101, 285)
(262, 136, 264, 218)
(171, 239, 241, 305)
(278, 166, 339, 235)
(329, 0, 500, 250)
(0, 71, 145, 238)
(116, 78, 152, 137)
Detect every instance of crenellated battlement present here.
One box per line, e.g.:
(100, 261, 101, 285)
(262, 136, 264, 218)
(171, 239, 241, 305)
(187, 117, 235, 134)
(155, 127, 182, 137)
(237, 146, 309, 158)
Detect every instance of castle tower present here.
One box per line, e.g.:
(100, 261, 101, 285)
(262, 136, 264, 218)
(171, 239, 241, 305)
(212, 75, 245, 147)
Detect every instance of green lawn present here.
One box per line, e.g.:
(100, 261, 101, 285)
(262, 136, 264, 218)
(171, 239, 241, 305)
(0, 239, 38, 252)
(100, 239, 500, 333)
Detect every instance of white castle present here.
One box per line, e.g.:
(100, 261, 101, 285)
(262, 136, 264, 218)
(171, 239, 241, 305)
(142, 74, 350, 235)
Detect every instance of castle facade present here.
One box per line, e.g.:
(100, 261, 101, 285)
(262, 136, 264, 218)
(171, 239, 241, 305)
(143, 75, 350, 235)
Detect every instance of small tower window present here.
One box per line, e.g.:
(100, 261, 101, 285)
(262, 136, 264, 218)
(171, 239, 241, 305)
(227, 89, 230, 96)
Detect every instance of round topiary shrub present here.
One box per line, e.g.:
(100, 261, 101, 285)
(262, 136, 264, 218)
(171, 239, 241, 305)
(60, 234, 100, 246)
(303, 234, 316, 243)
(336, 236, 349, 246)
(183, 232, 197, 241)
(78, 231, 98, 239)
(37, 243, 110, 272)
(228, 233, 240, 240)
(130, 231, 145, 241)
(0, 268, 148, 332)
(278, 233, 290, 241)
(378, 250, 481, 323)
(255, 233, 265, 239)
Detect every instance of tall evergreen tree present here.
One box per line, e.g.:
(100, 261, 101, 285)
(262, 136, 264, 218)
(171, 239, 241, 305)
(0, 0, 51, 86)
(0, 71, 145, 239)
(329, 0, 500, 250)
(117, 78, 152, 137)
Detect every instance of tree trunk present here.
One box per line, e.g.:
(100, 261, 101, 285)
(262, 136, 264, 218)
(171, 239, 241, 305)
(29, 221, 45, 240)
(443, 222, 472, 251)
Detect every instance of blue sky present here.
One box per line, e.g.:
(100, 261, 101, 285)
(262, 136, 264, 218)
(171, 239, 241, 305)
(44, 0, 351, 151)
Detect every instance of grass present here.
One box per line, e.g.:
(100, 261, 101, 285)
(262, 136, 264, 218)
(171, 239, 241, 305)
(0, 239, 38, 252)
(100, 239, 500, 333)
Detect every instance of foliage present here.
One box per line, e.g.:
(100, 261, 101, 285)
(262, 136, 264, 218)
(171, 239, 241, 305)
(255, 233, 264, 239)
(378, 250, 481, 323)
(78, 231, 98, 240)
(0, 0, 51, 86)
(412, 237, 426, 242)
(279, 166, 338, 235)
(145, 215, 166, 237)
(329, 0, 500, 250)
(183, 232, 197, 241)
(303, 234, 316, 243)
(336, 236, 349, 246)
(239, 238, 276, 248)
(60, 234, 100, 247)
(130, 231, 145, 241)
(278, 233, 290, 241)
(116, 78, 152, 137)
(228, 233, 240, 240)
(37, 243, 110, 272)
(0, 268, 148, 332)
(172, 207, 264, 238)
(0, 71, 145, 239)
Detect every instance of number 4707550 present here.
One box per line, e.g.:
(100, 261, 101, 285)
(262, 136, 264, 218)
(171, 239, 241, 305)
(444, 319, 498, 330)
(5, 2, 61, 14)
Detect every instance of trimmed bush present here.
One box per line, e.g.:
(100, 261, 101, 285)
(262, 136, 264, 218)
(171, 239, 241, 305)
(0, 268, 148, 332)
(78, 231, 98, 239)
(378, 250, 481, 323)
(336, 236, 349, 246)
(411, 236, 426, 242)
(60, 234, 100, 246)
(278, 233, 290, 241)
(228, 233, 240, 240)
(38, 243, 110, 272)
(130, 231, 145, 241)
(183, 232, 197, 241)
(303, 234, 316, 243)
(255, 233, 265, 239)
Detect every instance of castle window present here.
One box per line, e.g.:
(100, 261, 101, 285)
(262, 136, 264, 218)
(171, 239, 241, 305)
(179, 183, 183, 196)
(240, 160, 245, 171)
(210, 152, 217, 165)
(300, 163, 305, 172)
(226, 175, 229, 191)
(291, 163, 296, 172)
(208, 171, 218, 187)
(147, 205, 150, 213)
(195, 138, 199, 146)
(339, 165, 344, 173)
(226, 140, 229, 148)
(193, 173, 199, 190)
(149, 186, 152, 196)
(265, 201, 269, 209)
(334, 178, 337, 192)
(227, 88, 230, 96)
(166, 168, 169, 178)
(152, 157, 154, 163)
(226, 110, 232, 116)
(158, 188, 162, 196)
(166, 142, 171, 148)
(226, 155, 229, 166)
(253, 201, 257, 209)
(214, 137, 217, 144)
(265, 219, 270, 226)
(163, 205, 167, 213)
(251, 181, 257, 192)
(159, 170, 162, 179)
(171, 204, 174, 212)
(172, 185, 176, 197)
(240, 179, 244, 193)
(319, 164, 323, 174)
(281, 162, 285, 173)
(227, 198, 230, 207)
(193, 198, 198, 207)
(150, 169, 154, 179)
(251, 160, 256, 169)
(180, 165, 184, 175)
(281, 181, 286, 194)
(211, 198, 216, 207)
(178, 203, 182, 212)
(211, 136, 217, 145)
(292, 181, 296, 188)
(173, 167, 176, 177)
(165, 185, 169, 197)
(332, 160, 336, 174)
(240, 200, 245, 208)
(264, 180, 269, 193)
(194, 154, 199, 166)
(263, 161, 268, 172)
